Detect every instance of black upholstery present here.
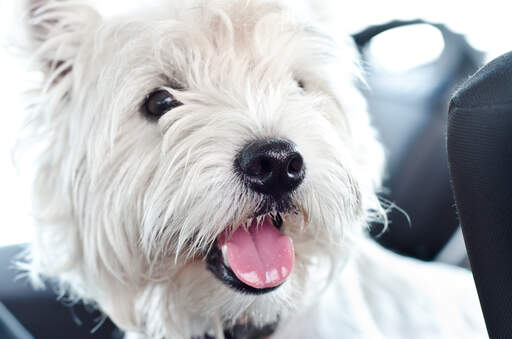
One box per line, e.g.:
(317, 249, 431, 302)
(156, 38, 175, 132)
(355, 20, 483, 260)
(447, 51, 512, 338)
(0, 245, 119, 339)
(0, 302, 33, 339)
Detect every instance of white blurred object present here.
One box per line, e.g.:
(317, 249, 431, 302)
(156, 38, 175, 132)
(0, 47, 34, 246)
(436, 228, 469, 267)
(367, 24, 445, 73)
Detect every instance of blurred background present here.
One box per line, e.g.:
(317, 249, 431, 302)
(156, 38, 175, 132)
(0, 0, 511, 337)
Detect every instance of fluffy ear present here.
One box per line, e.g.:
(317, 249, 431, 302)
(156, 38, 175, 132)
(21, 0, 100, 76)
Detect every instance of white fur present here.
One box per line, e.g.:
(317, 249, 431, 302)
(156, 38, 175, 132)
(17, 0, 486, 338)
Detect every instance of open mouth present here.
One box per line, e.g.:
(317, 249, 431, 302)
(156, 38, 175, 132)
(206, 213, 294, 295)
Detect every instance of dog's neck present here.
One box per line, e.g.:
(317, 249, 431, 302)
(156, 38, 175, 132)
(198, 320, 279, 339)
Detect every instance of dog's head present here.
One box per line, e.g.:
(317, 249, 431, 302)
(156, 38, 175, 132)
(20, 0, 385, 337)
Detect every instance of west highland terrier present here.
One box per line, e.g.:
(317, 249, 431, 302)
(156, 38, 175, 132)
(18, 0, 486, 338)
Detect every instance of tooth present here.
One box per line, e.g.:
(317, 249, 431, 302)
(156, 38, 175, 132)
(221, 244, 230, 267)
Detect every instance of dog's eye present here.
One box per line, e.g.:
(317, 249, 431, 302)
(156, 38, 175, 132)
(297, 80, 305, 89)
(143, 89, 183, 119)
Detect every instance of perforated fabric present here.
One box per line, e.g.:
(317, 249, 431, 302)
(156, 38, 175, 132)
(448, 51, 512, 339)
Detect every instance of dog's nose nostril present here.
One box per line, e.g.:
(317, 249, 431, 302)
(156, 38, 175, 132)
(287, 154, 303, 177)
(236, 139, 305, 197)
(247, 157, 273, 179)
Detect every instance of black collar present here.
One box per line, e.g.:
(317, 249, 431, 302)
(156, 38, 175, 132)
(197, 320, 278, 339)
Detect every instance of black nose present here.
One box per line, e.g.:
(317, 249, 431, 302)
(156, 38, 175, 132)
(236, 139, 305, 197)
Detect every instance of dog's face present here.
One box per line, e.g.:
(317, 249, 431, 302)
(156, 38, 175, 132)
(23, 0, 384, 337)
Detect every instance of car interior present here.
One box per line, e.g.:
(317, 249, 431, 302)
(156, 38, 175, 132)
(0, 20, 509, 339)
(447, 50, 512, 339)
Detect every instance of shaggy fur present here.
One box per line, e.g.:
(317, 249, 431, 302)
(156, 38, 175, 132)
(17, 0, 486, 338)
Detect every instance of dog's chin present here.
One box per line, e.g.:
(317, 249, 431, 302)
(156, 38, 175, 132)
(206, 209, 295, 295)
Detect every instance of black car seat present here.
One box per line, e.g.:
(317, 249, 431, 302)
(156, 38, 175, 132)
(0, 301, 33, 339)
(0, 245, 119, 339)
(448, 51, 512, 338)
(354, 20, 484, 260)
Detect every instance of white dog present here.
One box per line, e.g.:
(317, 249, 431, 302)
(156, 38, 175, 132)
(18, 0, 486, 338)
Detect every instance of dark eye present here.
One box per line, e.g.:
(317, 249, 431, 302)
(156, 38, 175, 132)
(297, 79, 305, 89)
(143, 89, 183, 119)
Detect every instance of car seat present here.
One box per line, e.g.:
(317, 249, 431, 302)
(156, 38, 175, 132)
(448, 51, 512, 338)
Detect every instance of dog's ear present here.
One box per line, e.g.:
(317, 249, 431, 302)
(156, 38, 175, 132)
(21, 0, 100, 76)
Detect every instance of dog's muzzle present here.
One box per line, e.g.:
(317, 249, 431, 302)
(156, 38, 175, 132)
(205, 139, 305, 295)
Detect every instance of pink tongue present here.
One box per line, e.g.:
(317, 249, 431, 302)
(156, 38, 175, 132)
(218, 216, 294, 289)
